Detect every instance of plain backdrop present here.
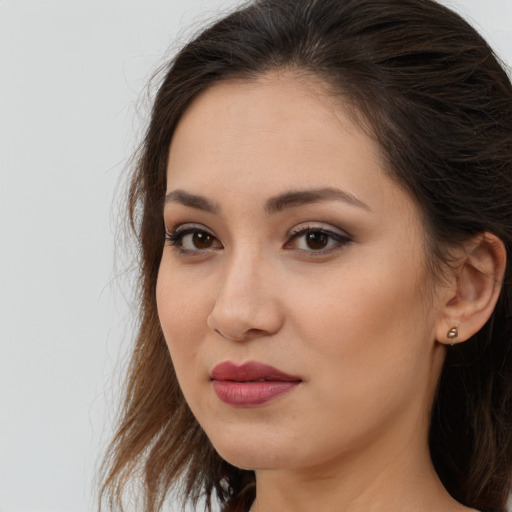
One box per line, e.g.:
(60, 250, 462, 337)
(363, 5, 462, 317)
(1, 1, 511, 511)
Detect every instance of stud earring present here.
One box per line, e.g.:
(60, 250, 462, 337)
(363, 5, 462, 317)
(447, 327, 458, 345)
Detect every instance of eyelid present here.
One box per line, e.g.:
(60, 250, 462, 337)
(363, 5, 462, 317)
(167, 222, 216, 236)
(287, 222, 352, 240)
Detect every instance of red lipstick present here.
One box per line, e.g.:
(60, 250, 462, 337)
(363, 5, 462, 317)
(210, 361, 301, 407)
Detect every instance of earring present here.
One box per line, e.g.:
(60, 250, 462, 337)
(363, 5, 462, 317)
(447, 327, 458, 345)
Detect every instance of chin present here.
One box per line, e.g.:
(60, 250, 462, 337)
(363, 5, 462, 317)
(208, 432, 292, 471)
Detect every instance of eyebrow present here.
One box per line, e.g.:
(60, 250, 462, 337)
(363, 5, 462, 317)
(164, 186, 370, 214)
(165, 190, 219, 213)
(264, 187, 370, 213)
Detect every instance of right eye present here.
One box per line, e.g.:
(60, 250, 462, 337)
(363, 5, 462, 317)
(165, 225, 222, 254)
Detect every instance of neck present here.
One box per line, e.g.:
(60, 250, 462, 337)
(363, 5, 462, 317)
(248, 417, 469, 512)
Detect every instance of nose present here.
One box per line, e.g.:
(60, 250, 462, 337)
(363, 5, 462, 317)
(207, 251, 284, 342)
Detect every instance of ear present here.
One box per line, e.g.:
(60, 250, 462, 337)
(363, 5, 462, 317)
(435, 233, 507, 345)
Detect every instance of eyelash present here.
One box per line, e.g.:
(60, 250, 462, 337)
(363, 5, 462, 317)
(286, 225, 352, 255)
(165, 223, 352, 256)
(165, 224, 221, 255)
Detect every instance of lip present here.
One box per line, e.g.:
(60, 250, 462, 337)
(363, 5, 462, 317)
(210, 361, 302, 407)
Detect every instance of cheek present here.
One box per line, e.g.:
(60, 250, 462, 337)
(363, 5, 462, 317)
(287, 256, 435, 393)
(297, 264, 427, 339)
(156, 264, 210, 371)
(281, 267, 436, 455)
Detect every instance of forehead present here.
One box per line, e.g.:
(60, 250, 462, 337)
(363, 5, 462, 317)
(166, 72, 414, 222)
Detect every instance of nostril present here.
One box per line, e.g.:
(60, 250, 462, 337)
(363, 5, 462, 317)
(211, 326, 268, 343)
(246, 328, 267, 337)
(206, 292, 284, 340)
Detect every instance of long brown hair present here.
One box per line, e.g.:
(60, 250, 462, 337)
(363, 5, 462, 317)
(100, 1, 512, 511)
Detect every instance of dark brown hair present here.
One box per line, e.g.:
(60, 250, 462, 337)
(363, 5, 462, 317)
(100, 1, 512, 511)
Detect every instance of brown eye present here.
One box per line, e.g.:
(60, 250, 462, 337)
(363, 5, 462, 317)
(166, 226, 222, 253)
(305, 231, 329, 250)
(192, 231, 214, 249)
(287, 225, 352, 253)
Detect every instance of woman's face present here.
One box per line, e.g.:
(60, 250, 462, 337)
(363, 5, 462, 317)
(156, 74, 447, 472)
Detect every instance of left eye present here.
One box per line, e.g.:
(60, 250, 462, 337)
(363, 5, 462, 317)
(165, 226, 222, 253)
(287, 227, 351, 252)
(181, 231, 218, 250)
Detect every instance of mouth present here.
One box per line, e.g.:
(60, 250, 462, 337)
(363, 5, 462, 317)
(210, 361, 302, 407)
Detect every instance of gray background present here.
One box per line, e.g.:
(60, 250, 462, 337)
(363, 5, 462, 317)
(1, 1, 511, 511)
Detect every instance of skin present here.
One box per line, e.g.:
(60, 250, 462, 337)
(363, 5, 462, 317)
(156, 73, 482, 512)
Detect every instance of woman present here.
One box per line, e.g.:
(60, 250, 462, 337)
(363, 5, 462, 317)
(100, 1, 512, 511)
